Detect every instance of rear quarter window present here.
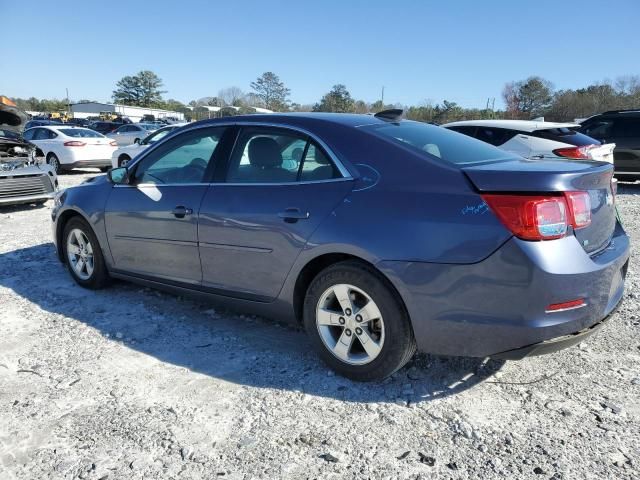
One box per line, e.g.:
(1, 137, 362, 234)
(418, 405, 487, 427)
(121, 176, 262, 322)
(530, 127, 601, 146)
(363, 121, 513, 165)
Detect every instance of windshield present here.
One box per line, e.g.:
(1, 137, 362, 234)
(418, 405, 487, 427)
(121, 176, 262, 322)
(0, 129, 20, 139)
(362, 121, 514, 165)
(60, 128, 104, 138)
(144, 127, 175, 144)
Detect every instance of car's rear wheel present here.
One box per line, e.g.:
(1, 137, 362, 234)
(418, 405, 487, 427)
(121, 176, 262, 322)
(47, 153, 61, 174)
(303, 261, 416, 381)
(62, 217, 109, 289)
(118, 155, 131, 167)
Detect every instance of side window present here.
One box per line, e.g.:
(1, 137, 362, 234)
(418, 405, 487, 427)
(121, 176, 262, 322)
(475, 127, 516, 146)
(581, 120, 613, 139)
(34, 128, 50, 140)
(226, 128, 340, 183)
(448, 126, 477, 138)
(132, 127, 226, 185)
(300, 144, 338, 181)
(47, 130, 58, 139)
(612, 118, 640, 138)
(22, 129, 35, 140)
(227, 129, 304, 183)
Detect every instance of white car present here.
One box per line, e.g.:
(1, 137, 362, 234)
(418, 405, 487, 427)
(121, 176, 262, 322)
(22, 126, 117, 173)
(111, 123, 186, 168)
(442, 120, 615, 163)
(106, 123, 159, 146)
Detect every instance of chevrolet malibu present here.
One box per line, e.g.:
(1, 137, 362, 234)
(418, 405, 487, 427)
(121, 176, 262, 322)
(51, 111, 629, 380)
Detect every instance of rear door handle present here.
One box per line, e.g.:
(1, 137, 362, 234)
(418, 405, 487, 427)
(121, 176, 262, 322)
(172, 206, 193, 218)
(278, 207, 310, 223)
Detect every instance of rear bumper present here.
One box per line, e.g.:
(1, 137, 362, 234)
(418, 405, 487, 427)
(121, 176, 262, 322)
(491, 301, 618, 359)
(379, 222, 630, 358)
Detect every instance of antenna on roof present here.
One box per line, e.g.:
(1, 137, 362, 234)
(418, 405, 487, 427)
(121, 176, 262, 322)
(374, 109, 403, 121)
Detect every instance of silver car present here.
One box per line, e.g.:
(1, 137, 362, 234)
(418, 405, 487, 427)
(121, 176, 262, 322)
(0, 99, 58, 206)
(106, 123, 159, 146)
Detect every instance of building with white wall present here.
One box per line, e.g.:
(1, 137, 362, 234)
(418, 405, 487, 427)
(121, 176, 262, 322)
(70, 102, 185, 121)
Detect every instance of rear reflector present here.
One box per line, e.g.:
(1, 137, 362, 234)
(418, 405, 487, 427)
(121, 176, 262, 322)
(546, 299, 585, 313)
(482, 192, 592, 241)
(63, 141, 86, 147)
(109, 140, 117, 146)
(552, 145, 597, 159)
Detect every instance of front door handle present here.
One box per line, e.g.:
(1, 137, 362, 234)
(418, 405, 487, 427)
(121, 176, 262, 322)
(277, 207, 310, 223)
(172, 206, 193, 218)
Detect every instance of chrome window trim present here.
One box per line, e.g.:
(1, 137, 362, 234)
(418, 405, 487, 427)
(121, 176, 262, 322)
(114, 177, 354, 188)
(126, 121, 352, 181)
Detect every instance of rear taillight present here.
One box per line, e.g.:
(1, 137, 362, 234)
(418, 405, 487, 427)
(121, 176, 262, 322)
(482, 192, 592, 241)
(552, 144, 597, 159)
(565, 191, 591, 228)
(63, 141, 86, 147)
(109, 140, 117, 146)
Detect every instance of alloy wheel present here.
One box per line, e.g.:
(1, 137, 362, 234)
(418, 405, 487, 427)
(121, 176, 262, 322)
(315, 283, 385, 365)
(66, 228, 95, 280)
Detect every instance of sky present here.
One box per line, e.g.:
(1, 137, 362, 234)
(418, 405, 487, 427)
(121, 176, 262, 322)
(2, 0, 640, 108)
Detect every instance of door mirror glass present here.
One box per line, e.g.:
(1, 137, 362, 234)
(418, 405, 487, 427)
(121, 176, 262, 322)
(108, 167, 128, 184)
(134, 137, 141, 144)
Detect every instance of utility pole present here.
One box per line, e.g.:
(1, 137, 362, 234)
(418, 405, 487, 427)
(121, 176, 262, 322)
(381, 86, 385, 106)
(66, 88, 70, 116)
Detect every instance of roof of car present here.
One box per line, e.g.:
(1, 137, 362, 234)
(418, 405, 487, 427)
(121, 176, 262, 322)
(193, 112, 391, 129)
(442, 119, 580, 132)
(38, 125, 94, 131)
(582, 110, 640, 122)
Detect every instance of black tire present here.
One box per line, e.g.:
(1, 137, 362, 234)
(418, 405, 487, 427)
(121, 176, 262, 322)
(62, 217, 110, 289)
(47, 153, 61, 174)
(303, 260, 416, 381)
(118, 155, 131, 167)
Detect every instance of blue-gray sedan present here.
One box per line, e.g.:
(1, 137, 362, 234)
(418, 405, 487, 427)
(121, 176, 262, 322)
(51, 111, 630, 380)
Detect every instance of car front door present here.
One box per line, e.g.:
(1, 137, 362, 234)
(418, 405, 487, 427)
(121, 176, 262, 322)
(104, 125, 230, 284)
(198, 126, 354, 301)
(610, 118, 640, 173)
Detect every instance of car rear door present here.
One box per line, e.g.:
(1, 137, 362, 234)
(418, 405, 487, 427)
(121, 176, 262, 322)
(197, 126, 354, 301)
(104, 125, 231, 284)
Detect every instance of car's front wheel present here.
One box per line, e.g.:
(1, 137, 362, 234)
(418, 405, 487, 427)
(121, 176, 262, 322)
(303, 261, 416, 381)
(62, 217, 109, 289)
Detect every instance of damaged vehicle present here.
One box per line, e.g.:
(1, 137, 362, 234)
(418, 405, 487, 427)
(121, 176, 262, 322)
(0, 96, 58, 206)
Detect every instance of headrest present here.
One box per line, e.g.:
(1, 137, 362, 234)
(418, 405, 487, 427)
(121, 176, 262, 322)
(248, 137, 282, 168)
(291, 147, 303, 162)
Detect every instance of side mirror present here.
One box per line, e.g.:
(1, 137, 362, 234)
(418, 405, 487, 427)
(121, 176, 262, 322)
(108, 167, 129, 184)
(134, 138, 141, 144)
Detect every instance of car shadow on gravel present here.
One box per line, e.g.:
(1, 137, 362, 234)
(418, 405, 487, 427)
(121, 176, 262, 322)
(0, 202, 48, 213)
(0, 243, 506, 404)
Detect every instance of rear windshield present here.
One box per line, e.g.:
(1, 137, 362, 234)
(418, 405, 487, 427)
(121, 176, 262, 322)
(60, 128, 104, 138)
(140, 123, 157, 130)
(530, 128, 600, 146)
(362, 121, 514, 165)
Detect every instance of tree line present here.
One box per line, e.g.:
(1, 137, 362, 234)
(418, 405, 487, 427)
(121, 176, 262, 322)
(10, 70, 640, 124)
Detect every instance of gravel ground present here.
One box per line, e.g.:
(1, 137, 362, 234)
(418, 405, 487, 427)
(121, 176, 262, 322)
(0, 170, 638, 480)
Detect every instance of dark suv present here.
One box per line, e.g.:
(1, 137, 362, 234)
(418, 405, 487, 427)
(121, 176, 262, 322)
(579, 110, 640, 178)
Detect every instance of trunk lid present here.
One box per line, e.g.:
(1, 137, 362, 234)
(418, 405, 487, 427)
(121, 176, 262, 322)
(463, 158, 616, 254)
